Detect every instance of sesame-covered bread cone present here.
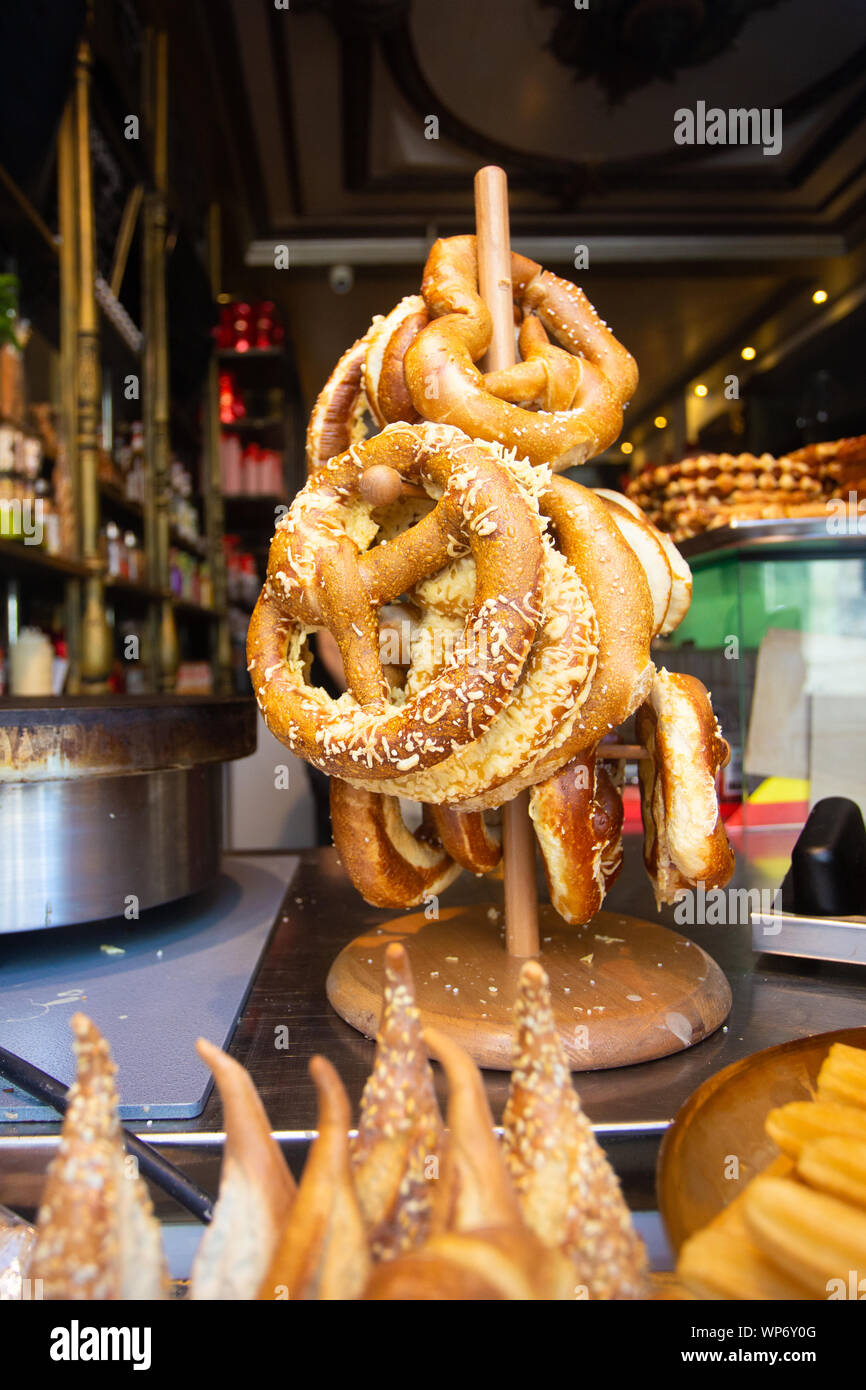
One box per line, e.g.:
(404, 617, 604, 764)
(363, 1025, 573, 1299)
(351, 943, 444, 1258)
(502, 962, 648, 1299)
(30, 1014, 168, 1301)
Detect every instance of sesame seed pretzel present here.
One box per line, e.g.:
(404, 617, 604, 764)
(403, 235, 638, 470)
(248, 422, 555, 783)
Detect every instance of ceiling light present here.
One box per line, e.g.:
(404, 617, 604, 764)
(694, 384, 708, 397)
(812, 288, 828, 304)
(620, 441, 633, 455)
(654, 415, 668, 429)
(741, 346, 756, 361)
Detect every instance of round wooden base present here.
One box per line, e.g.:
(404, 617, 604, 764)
(326, 903, 732, 1071)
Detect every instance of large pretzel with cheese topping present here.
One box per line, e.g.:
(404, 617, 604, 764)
(248, 422, 599, 789)
(404, 236, 638, 470)
(441, 477, 658, 811)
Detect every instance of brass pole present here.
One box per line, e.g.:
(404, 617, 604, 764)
(74, 39, 113, 692)
(142, 28, 178, 691)
(57, 100, 79, 547)
(109, 182, 143, 299)
(204, 201, 232, 693)
(57, 100, 82, 692)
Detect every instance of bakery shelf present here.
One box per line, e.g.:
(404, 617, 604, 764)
(169, 527, 208, 558)
(0, 538, 87, 580)
(221, 415, 284, 435)
(173, 597, 221, 620)
(104, 576, 161, 602)
(99, 480, 145, 526)
(679, 514, 866, 564)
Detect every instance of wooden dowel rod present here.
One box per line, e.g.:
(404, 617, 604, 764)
(474, 165, 540, 960)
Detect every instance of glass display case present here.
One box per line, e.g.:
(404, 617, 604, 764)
(662, 519, 866, 828)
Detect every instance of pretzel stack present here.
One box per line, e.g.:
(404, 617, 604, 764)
(626, 436, 866, 542)
(248, 234, 735, 920)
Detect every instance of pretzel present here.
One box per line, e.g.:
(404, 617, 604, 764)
(329, 778, 462, 908)
(342, 532, 598, 806)
(249, 422, 558, 788)
(306, 296, 432, 474)
(403, 235, 637, 470)
(529, 750, 624, 926)
(595, 489, 692, 633)
(425, 801, 502, 875)
(448, 477, 656, 809)
(305, 327, 374, 473)
(364, 295, 428, 426)
(635, 669, 735, 907)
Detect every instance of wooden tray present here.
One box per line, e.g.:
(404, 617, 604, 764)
(656, 1025, 866, 1253)
(327, 903, 732, 1071)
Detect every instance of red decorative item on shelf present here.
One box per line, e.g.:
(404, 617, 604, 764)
(253, 300, 276, 349)
(231, 302, 252, 353)
(218, 371, 245, 424)
(215, 305, 235, 350)
(214, 298, 285, 352)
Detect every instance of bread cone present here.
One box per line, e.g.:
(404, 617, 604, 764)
(30, 1014, 168, 1300)
(364, 1026, 573, 1299)
(190, 1039, 296, 1299)
(260, 1056, 370, 1300)
(502, 961, 648, 1298)
(351, 942, 443, 1258)
(423, 1025, 523, 1235)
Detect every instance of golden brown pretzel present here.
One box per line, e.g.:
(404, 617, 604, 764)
(529, 750, 624, 926)
(425, 802, 502, 875)
(594, 488, 692, 635)
(449, 475, 655, 810)
(635, 669, 735, 907)
(403, 235, 637, 469)
(341, 524, 598, 806)
(364, 295, 428, 426)
(248, 422, 549, 785)
(305, 328, 373, 473)
(329, 778, 461, 908)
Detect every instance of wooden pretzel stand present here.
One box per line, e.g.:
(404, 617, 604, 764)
(327, 167, 731, 1070)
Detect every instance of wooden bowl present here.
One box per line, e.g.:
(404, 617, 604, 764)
(656, 1025, 866, 1255)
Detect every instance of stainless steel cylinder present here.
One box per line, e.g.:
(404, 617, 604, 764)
(0, 764, 223, 932)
